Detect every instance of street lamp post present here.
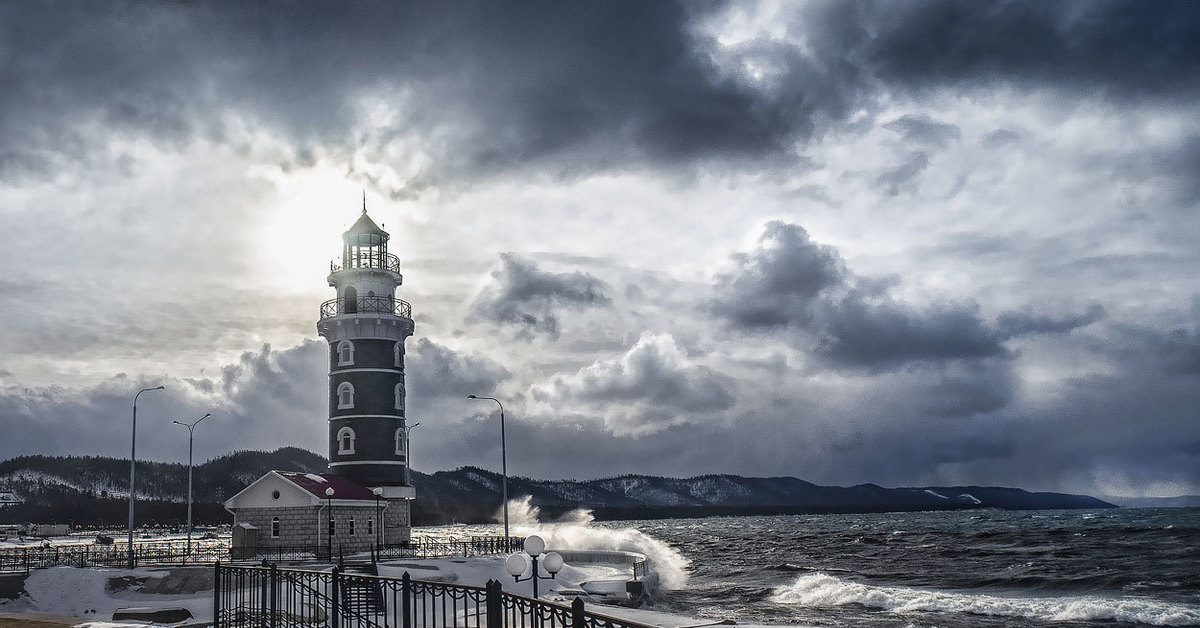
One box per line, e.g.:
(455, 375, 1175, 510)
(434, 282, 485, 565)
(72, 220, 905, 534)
(128, 385, 165, 568)
(172, 412, 211, 559)
(372, 486, 383, 549)
(505, 535, 563, 599)
(467, 395, 508, 540)
(325, 487, 335, 562)
(405, 422, 420, 485)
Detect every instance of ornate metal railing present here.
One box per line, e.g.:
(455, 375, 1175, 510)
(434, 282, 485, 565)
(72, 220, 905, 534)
(0, 538, 231, 574)
(320, 295, 412, 320)
(331, 251, 403, 275)
(246, 536, 524, 564)
(214, 563, 656, 628)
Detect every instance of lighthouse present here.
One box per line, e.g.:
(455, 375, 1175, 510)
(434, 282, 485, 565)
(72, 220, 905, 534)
(225, 202, 416, 555)
(318, 206, 414, 490)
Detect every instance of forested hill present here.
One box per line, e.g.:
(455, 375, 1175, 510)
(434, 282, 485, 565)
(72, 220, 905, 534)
(0, 448, 1114, 526)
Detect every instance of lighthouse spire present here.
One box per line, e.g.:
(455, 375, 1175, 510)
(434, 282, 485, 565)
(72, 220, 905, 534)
(362, 189, 367, 214)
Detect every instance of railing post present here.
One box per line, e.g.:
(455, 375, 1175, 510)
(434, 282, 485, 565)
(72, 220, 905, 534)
(212, 561, 221, 628)
(23, 548, 28, 575)
(269, 564, 278, 628)
(401, 572, 412, 628)
(331, 566, 341, 628)
(259, 565, 268, 628)
(571, 598, 585, 628)
(486, 579, 501, 628)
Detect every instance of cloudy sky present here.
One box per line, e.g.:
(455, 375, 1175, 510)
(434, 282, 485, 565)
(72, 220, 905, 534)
(2, 1, 1198, 497)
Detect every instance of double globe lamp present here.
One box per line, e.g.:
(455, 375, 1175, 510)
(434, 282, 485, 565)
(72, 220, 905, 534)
(504, 535, 563, 598)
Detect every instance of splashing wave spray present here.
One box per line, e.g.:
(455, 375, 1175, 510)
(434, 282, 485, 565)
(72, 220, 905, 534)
(498, 497, 689, 590)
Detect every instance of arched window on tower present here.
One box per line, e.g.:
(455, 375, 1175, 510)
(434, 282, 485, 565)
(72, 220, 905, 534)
(337, 426, 356, 454)
(337, 340, 355, 366)
(343, 286, 358, 314)
(395, 428, 406, 455)
(394, 381, 405, 412)
(337, 382, 355, 409)
(394, 342, 404, 368)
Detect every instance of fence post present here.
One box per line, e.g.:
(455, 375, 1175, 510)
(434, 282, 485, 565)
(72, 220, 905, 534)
(212, 561, 221, 628)
(268, 564, 278, 628)
(259, 565, 268, 628)
(571, 598, 585, 628)
(23, 548, 28, 575)
(486, 580, 502, 628)
(401, 572, 412, 628)
(331, 566, 341, 628)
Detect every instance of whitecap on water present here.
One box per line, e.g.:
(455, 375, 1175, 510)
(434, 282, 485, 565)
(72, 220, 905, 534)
(770, 572, 1200, 626)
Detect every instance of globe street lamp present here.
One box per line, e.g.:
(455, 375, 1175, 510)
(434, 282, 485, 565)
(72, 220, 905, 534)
(172, 412, 210, 559)
(505, 535, 563, 599)
(325, 487, 335, 562)
(128, 385, 165, 568)
(466, 395, 508, 540)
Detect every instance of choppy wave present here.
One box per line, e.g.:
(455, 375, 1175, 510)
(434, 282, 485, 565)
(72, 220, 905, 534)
(771, 573, 1200, 626)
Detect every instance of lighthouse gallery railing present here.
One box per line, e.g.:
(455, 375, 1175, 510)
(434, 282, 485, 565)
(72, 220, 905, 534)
(321, 296, 412, 320)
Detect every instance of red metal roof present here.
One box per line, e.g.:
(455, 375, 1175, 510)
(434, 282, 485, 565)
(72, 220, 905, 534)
(277, 472, 380, 501)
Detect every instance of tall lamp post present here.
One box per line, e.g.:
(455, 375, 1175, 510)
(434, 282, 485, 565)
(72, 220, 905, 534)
(325, 487, 335, 562)
(172, 412, 210, 559)
(466, 395, 508, 540)
(405, 422, 420, 485)
(372, 486, 383, 549)
(128, 385, 165, 568)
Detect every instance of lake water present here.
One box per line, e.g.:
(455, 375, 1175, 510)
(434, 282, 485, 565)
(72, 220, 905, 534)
(421, 507, 1200, 627)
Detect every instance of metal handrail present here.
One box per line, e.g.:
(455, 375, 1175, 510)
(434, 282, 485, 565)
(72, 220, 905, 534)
(320, 295, 412, 319)
(331, 251, 402, 275)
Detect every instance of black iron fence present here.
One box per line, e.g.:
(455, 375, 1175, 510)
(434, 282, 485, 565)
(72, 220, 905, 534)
(0, 538, 230, 574)
(214, 563, 655, 628)
(0, 535, 522, 575)
(247, 536, 524, 564)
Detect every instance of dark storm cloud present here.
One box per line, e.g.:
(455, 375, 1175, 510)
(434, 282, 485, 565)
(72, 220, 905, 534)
(538, 334, 733, 409)
(711, 222, 846, 328)
(714, 222, 1103, 371)
(996, 304, 1106, 337)
(883, 114, 961, 148)
(405, 339, 511, 404)
(4, 2, 1199, 189)
(874, 151, 931, 196)
(0, 342, 329, 463)
(862, 1, 1200, 101)
(469, 255, 609, 339)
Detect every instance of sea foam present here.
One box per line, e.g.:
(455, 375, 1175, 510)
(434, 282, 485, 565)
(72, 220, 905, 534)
(503, 496, 690, 590)
(771, 573, 1200, 626)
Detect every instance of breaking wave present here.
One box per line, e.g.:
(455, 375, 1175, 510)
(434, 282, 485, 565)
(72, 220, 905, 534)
(771, 573, 1200, 626)
(501, 496, 689, 590)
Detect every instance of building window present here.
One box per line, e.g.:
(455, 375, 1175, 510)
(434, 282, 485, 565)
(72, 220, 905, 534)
(349, 518, 355, 536)
(394, 342, 404, 368)
(395, 428, 406, 455)
(329, 517, 336, 537)
(337, 426, 356, 454)
(337, 382, 355, 409)
(337, 340, 355, 366)
(271, 517, 280, 538)
(367, 518, 373, 536)
(394, 381, 405, 412)
(343, 286, 358, 313)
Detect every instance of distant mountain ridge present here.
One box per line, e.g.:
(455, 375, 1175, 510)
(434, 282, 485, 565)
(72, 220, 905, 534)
(0, 448, 1115, 525)
(413, 466, 1115, 522)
